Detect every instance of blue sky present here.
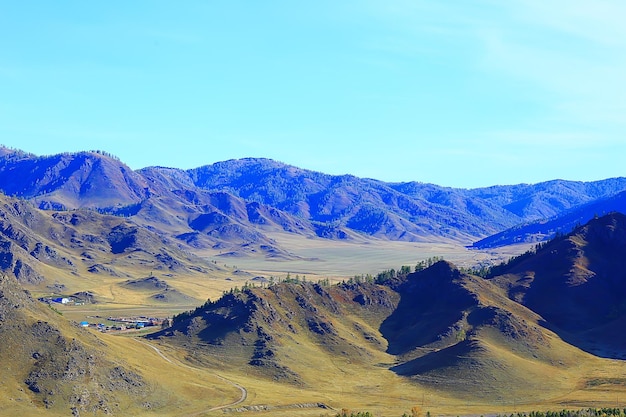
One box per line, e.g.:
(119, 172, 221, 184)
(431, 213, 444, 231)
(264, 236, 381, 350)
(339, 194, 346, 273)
(1, 1, 625, 188)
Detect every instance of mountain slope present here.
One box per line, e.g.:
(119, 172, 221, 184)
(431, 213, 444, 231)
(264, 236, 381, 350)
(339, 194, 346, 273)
(381, 261, 576, 399)
(466, 178, 626, 220)
(151, 281, 399, 385)
(187, 158, 514, 241)
(0, 193, 219, 305)
(0, 271, 153, 416)
(489, 212, 626, 358)
(187, 158, 626, 242)
(0, 149, 149, 210)
(473, 190, 626, 249)
(0, 149, 303, 257)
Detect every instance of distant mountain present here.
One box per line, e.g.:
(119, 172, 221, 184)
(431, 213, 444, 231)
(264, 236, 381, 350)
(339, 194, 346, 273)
(186, 158, 626, 242)
(473, 190, 626, 249)
(187, 158, 502, 241)
(158, 212, 626, 400)
(467, 178, 626, 218)
(0, 148, 149, 210)
(0, 148, 317, 256)
(1, 146, 626, 248)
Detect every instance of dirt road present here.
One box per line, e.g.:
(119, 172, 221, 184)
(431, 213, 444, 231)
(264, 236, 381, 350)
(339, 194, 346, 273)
(134, 338, 248, 415)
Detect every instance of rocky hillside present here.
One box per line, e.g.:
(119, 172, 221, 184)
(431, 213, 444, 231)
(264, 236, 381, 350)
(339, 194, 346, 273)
(0, 271, 152, 416)
(0, 193, 218, 297)
(153, 280, 399, 385)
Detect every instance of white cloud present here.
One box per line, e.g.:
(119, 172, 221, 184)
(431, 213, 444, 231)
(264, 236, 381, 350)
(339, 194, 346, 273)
(361, 0, 626, 129)
(502, 0, 626, 47)
(476, 1, 626, 127)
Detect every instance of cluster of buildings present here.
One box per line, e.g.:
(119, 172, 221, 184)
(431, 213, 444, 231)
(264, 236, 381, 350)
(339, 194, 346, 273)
(38, 294, 173, 333)
(78, 316, 172, 333)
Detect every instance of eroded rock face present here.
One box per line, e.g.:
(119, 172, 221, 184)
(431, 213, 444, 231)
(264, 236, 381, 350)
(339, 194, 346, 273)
(22, 325, 148, 413)
(29, 242, 75, 269)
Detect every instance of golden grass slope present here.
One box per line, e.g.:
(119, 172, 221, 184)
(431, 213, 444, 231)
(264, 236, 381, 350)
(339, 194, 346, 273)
(139, 253, 626, 416)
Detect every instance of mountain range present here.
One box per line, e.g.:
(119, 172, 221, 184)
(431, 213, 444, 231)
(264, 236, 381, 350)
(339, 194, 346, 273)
(2, 145, 626, 414)
(0, 146, 625, 253)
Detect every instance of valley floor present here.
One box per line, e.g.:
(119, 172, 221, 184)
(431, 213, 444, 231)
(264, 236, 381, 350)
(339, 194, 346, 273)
(199, 235, 533, 279)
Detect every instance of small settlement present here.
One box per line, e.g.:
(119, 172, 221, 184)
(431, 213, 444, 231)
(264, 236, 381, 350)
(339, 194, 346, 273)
(78, 316, 171, 333)
(38, 295, 171, 333)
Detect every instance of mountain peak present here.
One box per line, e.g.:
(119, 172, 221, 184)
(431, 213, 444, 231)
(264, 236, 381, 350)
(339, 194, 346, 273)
(578, 211, 626, 245)
(411, 260, 461, 282)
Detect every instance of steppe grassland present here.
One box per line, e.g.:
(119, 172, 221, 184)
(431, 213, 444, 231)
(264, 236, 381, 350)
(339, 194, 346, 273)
(97, 326, 626, 417)
(212, 233, 533, 277)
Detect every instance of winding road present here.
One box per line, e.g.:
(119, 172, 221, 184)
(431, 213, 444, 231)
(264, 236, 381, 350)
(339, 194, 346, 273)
(134, 338, 248, 415)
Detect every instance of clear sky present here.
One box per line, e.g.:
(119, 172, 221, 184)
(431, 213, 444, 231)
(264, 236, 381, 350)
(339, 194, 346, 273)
(1, 1, 625, 188)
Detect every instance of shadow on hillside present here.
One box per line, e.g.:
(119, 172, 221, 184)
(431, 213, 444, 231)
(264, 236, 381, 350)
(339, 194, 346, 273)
(390, 339, 475, 376)
(538, 319, 626, 360)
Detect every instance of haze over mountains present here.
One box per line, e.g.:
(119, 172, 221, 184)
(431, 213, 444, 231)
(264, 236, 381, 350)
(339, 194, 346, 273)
(0, 146, 625, 254)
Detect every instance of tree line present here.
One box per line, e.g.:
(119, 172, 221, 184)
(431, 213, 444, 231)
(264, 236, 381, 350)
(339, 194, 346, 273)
(330, 408, 626, 417)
